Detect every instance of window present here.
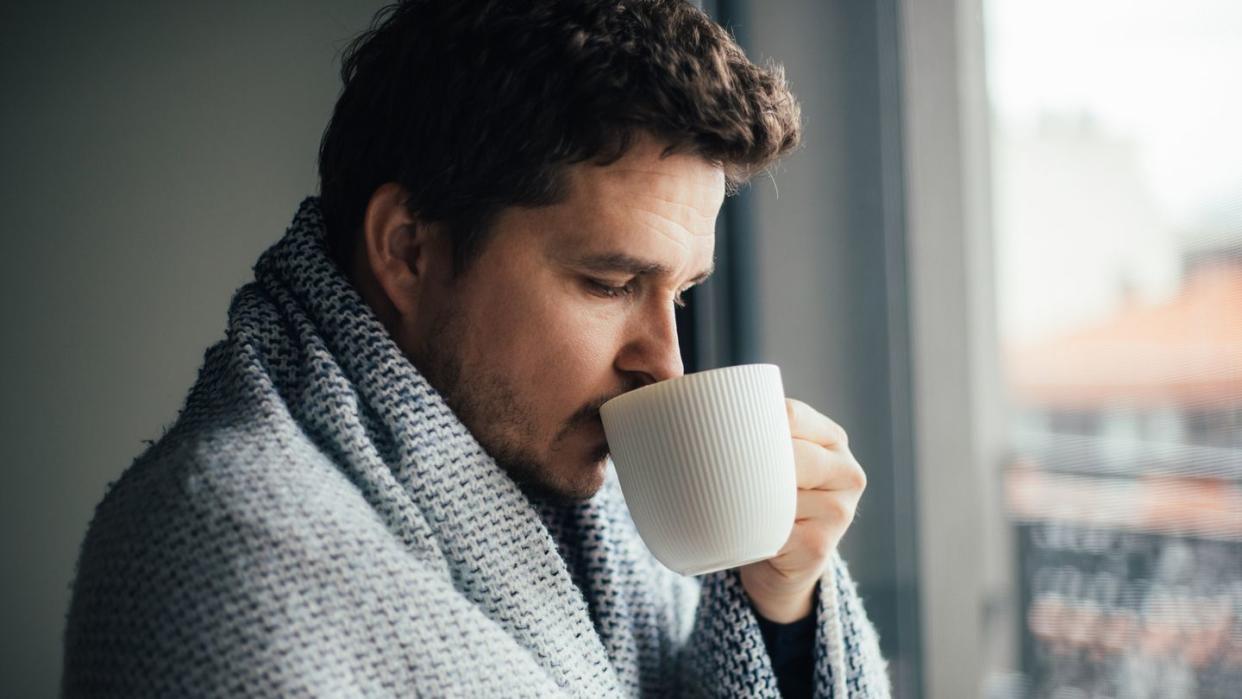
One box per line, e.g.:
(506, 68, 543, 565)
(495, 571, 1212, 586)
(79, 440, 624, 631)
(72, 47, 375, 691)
(982, 1, 1242, 696)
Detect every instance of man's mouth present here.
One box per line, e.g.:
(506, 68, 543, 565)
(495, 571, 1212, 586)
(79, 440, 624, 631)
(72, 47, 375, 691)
(587, 437, 611, 464)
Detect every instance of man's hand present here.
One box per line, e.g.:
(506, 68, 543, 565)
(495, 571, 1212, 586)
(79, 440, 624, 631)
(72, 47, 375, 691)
(739, 398, 867, 623)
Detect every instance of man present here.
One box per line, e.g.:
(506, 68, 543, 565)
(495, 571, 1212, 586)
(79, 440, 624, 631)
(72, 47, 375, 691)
(63, 1, 889, 696)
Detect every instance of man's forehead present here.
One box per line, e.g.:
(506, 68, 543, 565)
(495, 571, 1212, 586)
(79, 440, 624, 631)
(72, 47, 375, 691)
(563, 154, 725, 238)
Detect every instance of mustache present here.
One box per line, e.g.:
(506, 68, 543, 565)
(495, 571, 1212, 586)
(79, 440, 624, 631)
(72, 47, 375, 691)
(564, 382, 643, 430)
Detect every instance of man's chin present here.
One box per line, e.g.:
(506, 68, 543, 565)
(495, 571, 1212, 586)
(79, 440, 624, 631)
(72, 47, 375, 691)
(497, 451, 609, 505)
(544, 455, 609, 503)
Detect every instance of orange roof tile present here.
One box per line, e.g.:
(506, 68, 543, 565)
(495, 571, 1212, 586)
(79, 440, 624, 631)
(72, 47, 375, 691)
(1006, 264, 1242, 407)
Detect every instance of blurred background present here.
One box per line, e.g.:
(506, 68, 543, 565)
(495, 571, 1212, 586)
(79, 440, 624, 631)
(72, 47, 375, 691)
(2, 0, 1239, 697)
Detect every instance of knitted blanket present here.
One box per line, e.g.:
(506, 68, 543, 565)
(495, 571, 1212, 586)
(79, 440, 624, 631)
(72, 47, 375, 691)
(63, 197, 890, 697)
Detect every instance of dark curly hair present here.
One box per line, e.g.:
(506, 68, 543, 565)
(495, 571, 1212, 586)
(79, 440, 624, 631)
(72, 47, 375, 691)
(318, 0, 801, 273)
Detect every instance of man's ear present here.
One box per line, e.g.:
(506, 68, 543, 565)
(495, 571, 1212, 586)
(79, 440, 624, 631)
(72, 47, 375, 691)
(361, 182, 440, 319)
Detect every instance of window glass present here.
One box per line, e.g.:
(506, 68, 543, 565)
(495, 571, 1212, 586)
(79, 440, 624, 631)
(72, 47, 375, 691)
(982, 1, 1242, 697)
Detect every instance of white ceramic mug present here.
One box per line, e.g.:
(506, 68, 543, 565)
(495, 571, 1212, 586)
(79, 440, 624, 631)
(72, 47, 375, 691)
(600, 363, 797, 576)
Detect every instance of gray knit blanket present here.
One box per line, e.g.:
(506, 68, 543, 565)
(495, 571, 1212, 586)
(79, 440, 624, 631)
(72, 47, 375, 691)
(63, 198, 890, 697)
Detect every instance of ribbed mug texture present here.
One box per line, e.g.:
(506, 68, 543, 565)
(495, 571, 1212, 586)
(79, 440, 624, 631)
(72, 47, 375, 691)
(600, 364, 797, 576)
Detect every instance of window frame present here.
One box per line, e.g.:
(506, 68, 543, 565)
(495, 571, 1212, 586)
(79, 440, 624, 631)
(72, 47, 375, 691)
(898, 0, 1009, 696)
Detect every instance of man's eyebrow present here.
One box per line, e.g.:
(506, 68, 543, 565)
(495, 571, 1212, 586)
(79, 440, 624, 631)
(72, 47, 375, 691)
(569, 252, 715, 285)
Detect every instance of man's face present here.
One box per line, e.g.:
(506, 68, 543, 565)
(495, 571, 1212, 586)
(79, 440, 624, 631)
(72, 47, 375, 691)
(405, 137, 723, 501)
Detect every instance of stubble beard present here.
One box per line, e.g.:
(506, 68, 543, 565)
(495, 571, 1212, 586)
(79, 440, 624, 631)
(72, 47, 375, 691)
(411, 307, 609, 504)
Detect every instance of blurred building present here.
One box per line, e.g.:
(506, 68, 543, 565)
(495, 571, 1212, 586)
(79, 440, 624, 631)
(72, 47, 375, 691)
(1001, 242, 1242, 697)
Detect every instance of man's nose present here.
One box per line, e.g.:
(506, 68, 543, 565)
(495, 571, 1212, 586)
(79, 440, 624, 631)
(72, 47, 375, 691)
(614, 303, 685, 387)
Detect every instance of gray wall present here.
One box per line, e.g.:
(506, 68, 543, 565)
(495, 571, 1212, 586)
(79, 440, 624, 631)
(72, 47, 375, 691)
(0, 2, 381, 695)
